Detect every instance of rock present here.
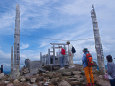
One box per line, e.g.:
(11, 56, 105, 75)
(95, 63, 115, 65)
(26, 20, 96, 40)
(38, 81, 44, 86)
(4, 81, 10, 84)
(37, 76, 44, 81)
(51, 78, 59, 85)
(0, 82, 6, 86)
(70, 81, 81, 86)
(99, 75, 103, 79)
(62, 72, 72, 76)
(72, 71, 81, 75)
(27, 82, 32, 86)
(46, 72, 56, 78)
(74, 75, 81, 79)
(30, 78, 36, 83)
(7, 83, 14, 86)
(58, 80, 71, 86)
(44, 81, 49, 86)
(31, 84, 38, 86)
(68, 78, 77, 81)
(0, 73, 4, 79)
(20, 77, 26, 82)
(13, 79, 20, 84)
(79, 77, 84, 82)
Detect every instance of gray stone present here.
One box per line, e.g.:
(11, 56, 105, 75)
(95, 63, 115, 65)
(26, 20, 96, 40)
(4, 81, 10, 84)
(20, 77, 26, 82)
(32, 84, 38, 86)
(74, 75, 80, 79)
(7, 83, 14, 86)
(62, 72, 72, 76)
(79, 77, 84, 82)
(44, 82, 49, 86)
(30, 78, 36, 83)
(72, 71, 81, 75)
(13, 79, 20, 84)
(0, 73, 4, 79)
(68, 78, 77, 81)
(51, 78, 59, 85)
(58, 80, 71, 86)
(70, 81, 81, 86)
(99, 75, 103, 79)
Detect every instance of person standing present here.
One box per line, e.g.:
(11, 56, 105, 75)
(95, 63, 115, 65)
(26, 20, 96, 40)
(82, 48, 95, 86)
(106, 55, 115, 86)
(67, 41, 75, 67)
(59, 46, 66, 69)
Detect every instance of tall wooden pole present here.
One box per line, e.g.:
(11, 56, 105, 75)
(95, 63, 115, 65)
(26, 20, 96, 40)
(13, 4, 20, 78)
(91, 5, 105, 73)
(11, 46, 13, 74)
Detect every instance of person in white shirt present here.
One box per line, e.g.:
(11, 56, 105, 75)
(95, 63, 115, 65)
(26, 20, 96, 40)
(67, 41, 74, 67)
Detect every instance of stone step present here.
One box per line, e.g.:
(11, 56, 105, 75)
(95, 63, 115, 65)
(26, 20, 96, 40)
(70, 81, 81, 85)
(68, 78, 78, 81)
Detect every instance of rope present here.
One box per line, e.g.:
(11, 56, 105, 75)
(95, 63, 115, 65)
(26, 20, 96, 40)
(43, 38, 94, 41)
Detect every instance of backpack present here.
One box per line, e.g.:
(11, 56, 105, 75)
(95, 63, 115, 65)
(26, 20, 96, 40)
(61, 48, 66, 55)
(86, 53, 94, 67)
(71, 46, 76, 53)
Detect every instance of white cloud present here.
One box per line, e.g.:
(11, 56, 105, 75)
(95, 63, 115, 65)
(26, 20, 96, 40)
(0, 50, 10, 59)
(21, 43, 29, 49)
(57, 0, 91, 16)
(21, 50, 40, 61)
(39, 41, 49, 48)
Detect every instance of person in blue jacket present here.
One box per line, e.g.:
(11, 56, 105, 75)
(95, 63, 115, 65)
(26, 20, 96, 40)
(82, 48, 94, 86)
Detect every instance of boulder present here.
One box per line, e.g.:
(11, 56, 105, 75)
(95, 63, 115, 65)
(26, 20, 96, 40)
(30, 78, 36, 83)
(58, 80, 71, 86)
(68, 78, 77, 81)
(7, 83, 14, 86)
(38, 81, 44, 86)
(44, 81, 49, 86)
(22, 68, 30, 74)
(31, 84, 38, 86)
(73, 75, 81, 79)
(70, 81, 81, 86)
(72, 71, 81, 75)
(0, 73, 4, 79)
(99, 75, 103, 79)
(51, 78, 59, 85)
(4, 81, 10, 84)
(13, 79, 20, 84)
(62, 72, 72, 76)
(20, 77, 26, 82)
(0, 82, 6, 86)
(79, 77, 84, 82)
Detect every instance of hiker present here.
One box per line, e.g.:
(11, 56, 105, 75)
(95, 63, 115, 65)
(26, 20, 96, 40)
(67, 41, 76, 67)
(106, 55, 115, 86)
(82, 48, 95, 86)
(59, 46, 66, 69)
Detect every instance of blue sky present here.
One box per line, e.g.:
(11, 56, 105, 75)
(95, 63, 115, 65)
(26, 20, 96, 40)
(0, 0, 115, 71)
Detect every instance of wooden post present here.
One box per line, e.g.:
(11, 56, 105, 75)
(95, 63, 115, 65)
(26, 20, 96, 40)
(53, 45, 55, 65)
(48, 49, 50, 65)
(11, 46, 13, 74)
(91, 5, 105, 73)
(40, 52, 42, 65)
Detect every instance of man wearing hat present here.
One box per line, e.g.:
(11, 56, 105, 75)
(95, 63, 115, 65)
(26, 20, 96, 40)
(67, 41, 75, 67)
(82, 48, 95, 86)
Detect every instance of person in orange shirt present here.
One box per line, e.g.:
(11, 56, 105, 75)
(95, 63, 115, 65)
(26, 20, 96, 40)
(82, 48, 95, 86)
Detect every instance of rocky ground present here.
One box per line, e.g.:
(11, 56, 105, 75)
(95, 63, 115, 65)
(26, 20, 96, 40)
(0, 64, 110, 86)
